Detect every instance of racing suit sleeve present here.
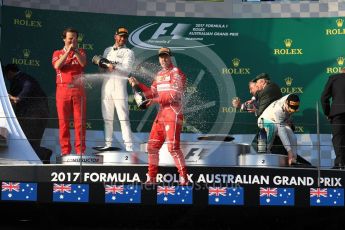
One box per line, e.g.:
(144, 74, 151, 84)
(138, 81, 157, 99)
(52, 50, 60, 68)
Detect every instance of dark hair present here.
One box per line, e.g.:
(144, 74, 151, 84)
(62, 27, 78, 39)
(3, 63, 19, 74)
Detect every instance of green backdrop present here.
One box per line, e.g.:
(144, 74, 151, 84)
(1, 6, 343, 135)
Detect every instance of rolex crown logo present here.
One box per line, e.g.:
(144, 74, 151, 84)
(77, 33, 84, 43)
(337, 56, 345, 66)
(336, 18, 344, 28)
(284, 39, 293, 48)
(232, 58, 240, 67)
(23, 49, 30, 58)
(24, 9, 32, 19)
(284, 77, 293, 87)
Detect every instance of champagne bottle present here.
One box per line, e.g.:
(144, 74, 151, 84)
(92, 55, 114, 69)
(132, 85, 148, 110)
(257, 118, 267, 153)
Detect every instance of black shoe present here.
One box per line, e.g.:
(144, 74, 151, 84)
(92, 146, 121, 152)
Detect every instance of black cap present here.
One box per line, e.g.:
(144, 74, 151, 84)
(115, 27, 129, 36)
(286, 94, 300, 112)
(252, 73, 270, 82)
(158, 47, 172, 56)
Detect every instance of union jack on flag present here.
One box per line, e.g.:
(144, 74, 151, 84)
(53, 183, 89, 203)
(105, 185, 124, 194)
(208, 187, 244, 205)
(310, 188, 344, 207)
(259, 187, 294, 206)
(105, 185, 141, 204)
(157, 186, 193, 205)
(53, 184, 72, 193)
(1, 182, 37, 201)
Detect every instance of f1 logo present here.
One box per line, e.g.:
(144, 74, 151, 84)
(185, 148, 206, 161)
(151, 23, 190, 40)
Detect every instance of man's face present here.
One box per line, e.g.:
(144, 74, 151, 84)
(115, 34, 127, 47)
(284, 102, 297, 114)
(64, 32, 78, 48)
(249, 82, 258, 96)
(159, 54, 172, 69)
(256, 79, 266, 91)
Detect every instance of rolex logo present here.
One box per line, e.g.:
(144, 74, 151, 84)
(24, 10, 32, 19)
(284, 77, 293, 87)
(78, 33, 84, 43)
(23, 49, 30, 58)
(232, 58, 240, 67)
(336, 18, 344, 28)
(337, 56, 344, 66)
(284, 39, 293, 48)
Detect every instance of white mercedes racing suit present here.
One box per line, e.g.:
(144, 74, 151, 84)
(257, 94, 297, 158)
(101, 45, 134, 151)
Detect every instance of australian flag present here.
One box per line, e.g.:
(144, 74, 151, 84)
(208, 187, 244, 205)
(260, 187, 294, 206)
(157, 186, 193, 205)
(310, 188, 344, 207)
(105, 184, 141, 204)
(53, 183, 89, 203)
(1, 182, 37, 201)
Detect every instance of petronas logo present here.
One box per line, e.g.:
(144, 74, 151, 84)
(284, 39, 293, 48)
(336, 18, 344, 28)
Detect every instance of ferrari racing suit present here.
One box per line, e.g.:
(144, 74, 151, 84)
(138, 64, 188, 183)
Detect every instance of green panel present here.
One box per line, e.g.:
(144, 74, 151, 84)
(1, 6, 343, 134)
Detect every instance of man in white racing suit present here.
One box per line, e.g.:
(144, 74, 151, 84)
(258, 94, 300, 165)
(96, 27, 134, 151)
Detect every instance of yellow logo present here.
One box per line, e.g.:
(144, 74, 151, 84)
(336, 18, 344, 28)
(273, 39, 302, 55)
(77, 33, 94, 50)
(78, 33, 84, 43)
(284, 39, 293, 48)
(284, 77, 293, 87)
(281, 76, 303, 94)
(337, 56, 344, 66)
(232, 58, 240, 67)
(326, 57, 345, 73)
(25, 10, 32, 19)
(12, 49, 40, 67)
(23, 49, 30, 58)
(222, 57, 250, 75)
(325, 18, 345, 35)
(14, 9, 42, 28)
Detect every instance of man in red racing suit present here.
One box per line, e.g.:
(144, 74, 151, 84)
(52, 27, 87, 155)
(129, 47, 188, 185)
